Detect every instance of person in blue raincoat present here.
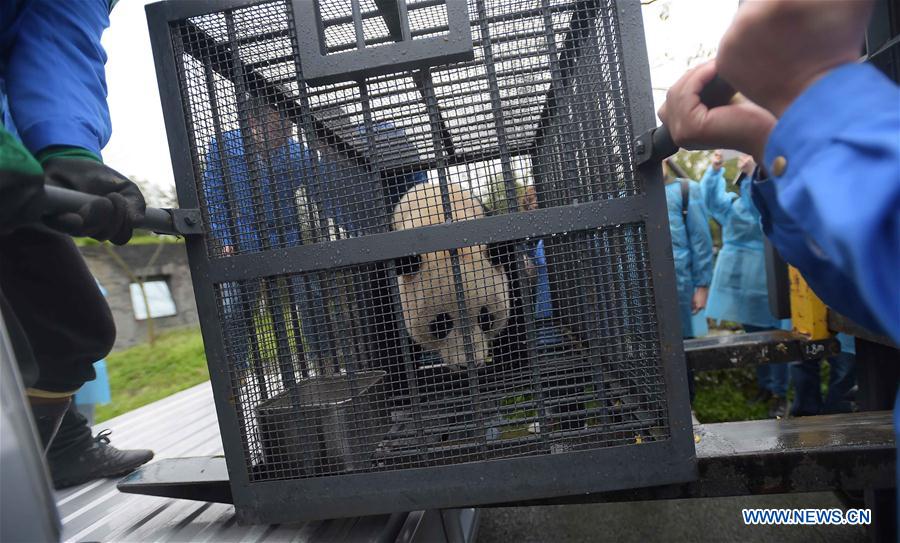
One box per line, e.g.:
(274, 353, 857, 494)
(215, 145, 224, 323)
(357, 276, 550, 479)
(663, 162, 714, 401)
(700, 152, 791, 418)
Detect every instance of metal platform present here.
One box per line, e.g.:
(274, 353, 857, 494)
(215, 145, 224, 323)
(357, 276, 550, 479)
(57, 382, 474, 542)
(119, 404, 895, 512)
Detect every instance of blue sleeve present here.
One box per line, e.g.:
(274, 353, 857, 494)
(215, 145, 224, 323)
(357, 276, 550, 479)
(752, 63, 900, 341)
(203, 140, 232, 247)
(687, 182, 713, 287)
(699, 166, 735, 224)
(7, 1, 112, 157)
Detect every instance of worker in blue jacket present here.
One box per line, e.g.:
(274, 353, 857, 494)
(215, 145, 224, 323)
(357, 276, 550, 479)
(664, 165, 714, 401)
(0, 0, 153, 488)
(203, 100, 427, 372)
(203, 102, 331, 373)
(700, 152, 790, 418)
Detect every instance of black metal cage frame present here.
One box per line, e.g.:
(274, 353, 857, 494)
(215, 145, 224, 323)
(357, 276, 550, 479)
(146, 0, 695, 524)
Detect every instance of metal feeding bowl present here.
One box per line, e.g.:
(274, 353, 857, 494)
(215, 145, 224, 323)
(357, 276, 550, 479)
(255, 370, 390, 476)
(147, 0, 695, 523)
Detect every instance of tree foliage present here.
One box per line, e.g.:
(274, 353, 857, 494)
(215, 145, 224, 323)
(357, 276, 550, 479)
(129, 176, 178, 208)
(482, 172, 528, 215)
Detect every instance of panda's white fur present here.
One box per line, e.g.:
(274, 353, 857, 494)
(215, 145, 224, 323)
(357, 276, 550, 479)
(391, 182, 510, 369)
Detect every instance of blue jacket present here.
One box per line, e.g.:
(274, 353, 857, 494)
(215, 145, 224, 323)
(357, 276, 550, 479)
(0, 1, 112, 155)
(203, 126, 428, 252)
(665, 179, 714, 338)
(700, 167, 781, 328)
(203, 130, 315, 252)
(751, 63, 900, 342)
(528, 239, 552, 319)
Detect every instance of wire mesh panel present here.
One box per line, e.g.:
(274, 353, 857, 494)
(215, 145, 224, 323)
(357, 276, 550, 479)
(147, 0, 694, 523)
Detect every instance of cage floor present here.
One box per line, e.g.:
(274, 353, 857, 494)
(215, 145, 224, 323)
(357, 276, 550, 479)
(375, 337, 668, 468)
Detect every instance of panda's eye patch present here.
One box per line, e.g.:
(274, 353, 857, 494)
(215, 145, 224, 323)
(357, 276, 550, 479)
(478, 306, 494, 332)
(429, 313, 453, 340)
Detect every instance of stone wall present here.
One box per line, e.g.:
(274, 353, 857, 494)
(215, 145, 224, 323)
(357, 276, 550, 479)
(78, 242, 199, 351)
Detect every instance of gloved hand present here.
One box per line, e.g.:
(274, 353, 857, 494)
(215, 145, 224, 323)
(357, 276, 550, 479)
(0, 129, 45, 234)
(42, 158, 146, 245)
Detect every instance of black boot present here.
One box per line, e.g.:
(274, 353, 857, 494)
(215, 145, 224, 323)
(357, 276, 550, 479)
(28, 395, 72, 453)
(767, 395, 789, 419)
(48, 403, 154, 489)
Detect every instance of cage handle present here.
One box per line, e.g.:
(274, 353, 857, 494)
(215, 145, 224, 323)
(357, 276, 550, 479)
(42, 185, 199, 236)
(635, 75, 737, 168)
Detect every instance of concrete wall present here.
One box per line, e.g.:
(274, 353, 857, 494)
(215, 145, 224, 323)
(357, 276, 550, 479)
(79, 243, 199, 351)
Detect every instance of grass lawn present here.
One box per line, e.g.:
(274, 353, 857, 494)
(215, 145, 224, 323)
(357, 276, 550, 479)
(95, 327, 209, 423)
(693, 367, 770, 422)
(75, 233, 183, 247)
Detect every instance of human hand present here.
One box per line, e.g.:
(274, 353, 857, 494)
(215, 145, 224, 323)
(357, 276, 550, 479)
(692, 286, 709, 314)
(658, 61, 776, 164)
(711, 150, 724, 172)
(43, 158, 146, 245)
(717, 0, 874, 118)
(738, 155, 756, 175)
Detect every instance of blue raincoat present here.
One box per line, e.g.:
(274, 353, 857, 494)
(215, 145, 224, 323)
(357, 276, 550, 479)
(700, 167, 783, 328)
(1, 1, 113, 156)
(75, 282, 112, 406)
(665, 179, 714, 338)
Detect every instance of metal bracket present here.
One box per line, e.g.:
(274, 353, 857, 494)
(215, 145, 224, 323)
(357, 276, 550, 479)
(293, 0, 474, 86)
(169, 208, 203, 236)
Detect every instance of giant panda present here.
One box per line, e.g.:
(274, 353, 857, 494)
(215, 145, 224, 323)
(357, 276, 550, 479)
(391, 182, 511, 369)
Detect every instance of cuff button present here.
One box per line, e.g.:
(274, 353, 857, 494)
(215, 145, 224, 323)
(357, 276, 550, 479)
(771, 156, 788, 177)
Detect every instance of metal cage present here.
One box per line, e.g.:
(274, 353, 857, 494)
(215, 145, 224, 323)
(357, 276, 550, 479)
(147, 0, 695, 523)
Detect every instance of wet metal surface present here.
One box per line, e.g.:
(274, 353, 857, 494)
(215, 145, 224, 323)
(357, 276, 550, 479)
(491, 411, 895, 507)
(695, 410, 894, 456)
(685, 330, 840, 372)
(119, 409, 895, 515)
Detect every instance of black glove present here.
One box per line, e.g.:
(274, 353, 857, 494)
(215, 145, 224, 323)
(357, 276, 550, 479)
(42, 158, 146, 245)
(0, 168, 46, 235)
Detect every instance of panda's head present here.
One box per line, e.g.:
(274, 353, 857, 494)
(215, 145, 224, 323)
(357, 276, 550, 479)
(392, 183, 510, 369)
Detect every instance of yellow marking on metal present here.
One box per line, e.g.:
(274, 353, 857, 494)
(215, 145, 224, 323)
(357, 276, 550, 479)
(789, 266, 829, 340)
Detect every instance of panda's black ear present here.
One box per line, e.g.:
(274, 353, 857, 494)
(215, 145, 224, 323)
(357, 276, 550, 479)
(395, 254, 422, 276)
(486, 241, 515, 268)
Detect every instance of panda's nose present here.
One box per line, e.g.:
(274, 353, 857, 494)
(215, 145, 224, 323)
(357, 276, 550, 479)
(429, 313, 453, 340)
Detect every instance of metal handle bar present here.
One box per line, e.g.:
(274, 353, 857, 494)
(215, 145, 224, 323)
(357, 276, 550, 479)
(43, 185, 179, 236)
(639, 75, 737, 167)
